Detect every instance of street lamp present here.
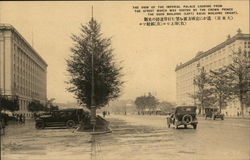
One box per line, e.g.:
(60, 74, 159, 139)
(0, 88, 3, 112)
(90, 6, 96, 131)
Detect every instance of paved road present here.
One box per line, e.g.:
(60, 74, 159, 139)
(1, 115, 250, 160)
(101, 115, 250, 160)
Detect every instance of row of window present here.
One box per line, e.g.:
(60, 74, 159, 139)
(176, 40, 249, 105)
(244, 41, 250, 48)
(13, 39, 46, 99)
(177, 41, 244, 74)
(13, 33, 46, 68)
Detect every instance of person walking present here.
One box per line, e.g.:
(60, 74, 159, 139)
(19, 114, 23, 124)
(103, 111, 106, 118)
(0, 117, 5, 135)
(23, 114, 26, 124)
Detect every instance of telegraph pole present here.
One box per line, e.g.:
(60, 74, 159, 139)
(90, 6, 96, 131)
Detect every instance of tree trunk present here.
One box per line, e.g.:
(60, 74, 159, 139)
(219, 95, 222, 113)
(240, 95, 244, 117)
(239, 76, 244, 117)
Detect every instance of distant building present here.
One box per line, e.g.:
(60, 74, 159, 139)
(0, 24, 47, 118)
(175, 29, 250, 116)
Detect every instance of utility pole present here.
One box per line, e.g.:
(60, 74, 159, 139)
(90, 6, 96, 131)
(0, 89, 2, 160)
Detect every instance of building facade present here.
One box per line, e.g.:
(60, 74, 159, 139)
(0, 24, 47, 118)
(175, 29, 250, 116)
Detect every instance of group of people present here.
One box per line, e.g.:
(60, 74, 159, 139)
(102, 111, 110, 117)
(0, 113, 26, 136)
(13, 113, 26, 124)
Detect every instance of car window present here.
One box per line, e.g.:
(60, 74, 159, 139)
(61, 112, 73, 117)
(176, 107, 196, 113)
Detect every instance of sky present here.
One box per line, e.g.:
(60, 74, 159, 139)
(0, 1, 249, 103)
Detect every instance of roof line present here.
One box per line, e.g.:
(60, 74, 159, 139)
(175, 33, 250, 71)
(0, 24, 48, 66)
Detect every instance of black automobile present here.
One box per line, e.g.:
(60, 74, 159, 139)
(166, 106, 198, 129)
(204, 107, 224, 120)
(35, 109, 89, 129)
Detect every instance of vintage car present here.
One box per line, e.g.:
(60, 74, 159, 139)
(35, 109, 89, 129)
(166, 106, 198, 129)
(204, 107, 224, 120)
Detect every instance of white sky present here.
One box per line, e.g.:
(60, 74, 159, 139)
(0, 1, 249, 103)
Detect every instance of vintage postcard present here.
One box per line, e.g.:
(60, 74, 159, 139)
(0, 1, 249, 160)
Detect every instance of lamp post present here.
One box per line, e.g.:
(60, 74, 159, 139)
(90, 6, 96, 131)
(90, 40, 96, 131)
(193, 79, 196, 106)
(0, 89, 2, 111)
(0, 89, 2, 160)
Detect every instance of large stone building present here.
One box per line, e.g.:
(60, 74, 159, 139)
(0, 24, 47, 117)
(175, 29, 250, 116)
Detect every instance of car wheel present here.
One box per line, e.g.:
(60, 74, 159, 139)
(193, 124, 197, 129)
(221, 116, 224, 120)
(184, 125, 187, 129)
(182, 114, 193, 125)
(66, 120, 76, 128)
(36, 122, 45, 129)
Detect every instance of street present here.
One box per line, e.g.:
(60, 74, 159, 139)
(1, 115, 250, 160)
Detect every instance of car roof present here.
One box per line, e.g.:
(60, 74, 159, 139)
(175, 106, 197, 109)
(204, 107, 218, 109)
(54, 108, 81, 111)
(54, 108, 89, 113)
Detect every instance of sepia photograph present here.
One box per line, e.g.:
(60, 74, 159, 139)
(0, 1, 249, 160)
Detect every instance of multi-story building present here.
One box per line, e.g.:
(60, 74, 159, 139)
(0, 24, 47, 118)
(175, 29, 250, 116)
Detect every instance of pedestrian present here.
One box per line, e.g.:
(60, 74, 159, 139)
(19, 114, 23, 124)
(0, 117, 5, 135)
(103, 111, 106, 117)
(34, 113, 38, 119)
(23, 114, 26, 124)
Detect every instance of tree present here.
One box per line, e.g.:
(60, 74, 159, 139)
(28, 100, 48, 112)
(49, 105, 59, 111)
(226, 49, 250, 116)
(46, 98, 59, 112)
(209, 68, 233, 112)
(66, 18, 123, 110)
(145, 93, 158, 114)
(134, 93, 158, 115)
(158, 101, 175, 113)
(193, 67, 215, 114)
(0, 95, 19, 112)
(135, 96, 147, 115)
